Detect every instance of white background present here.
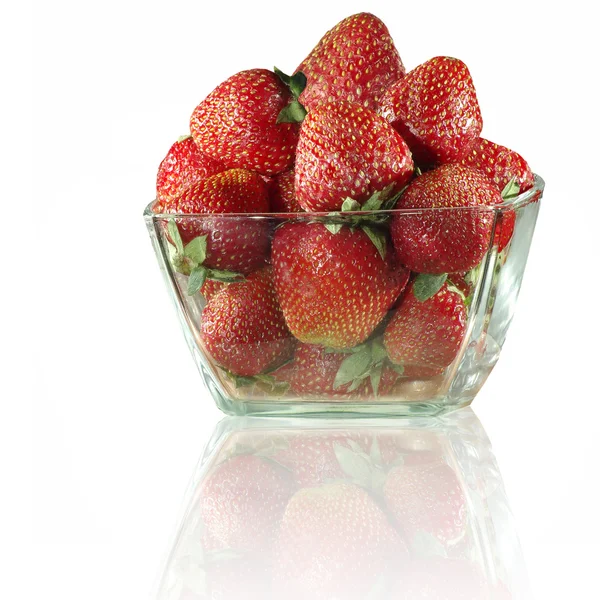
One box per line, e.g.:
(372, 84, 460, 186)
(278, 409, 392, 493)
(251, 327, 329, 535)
(4, 0, 599, 598)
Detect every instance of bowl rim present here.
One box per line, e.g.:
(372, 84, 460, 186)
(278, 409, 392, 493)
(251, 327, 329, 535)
(144, 173, 544, 219)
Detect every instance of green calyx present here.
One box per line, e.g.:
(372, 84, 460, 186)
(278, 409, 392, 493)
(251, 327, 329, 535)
(274, 67, 308, 124)
(225, 371, 290, 396)
(167, 219, 243, 296)
(323, 185, 403, 259)
(413, 272, 448, 302)
(501, 176, 520, 201)
(332, 436, 406, 499)
(329, 336, 402, 396)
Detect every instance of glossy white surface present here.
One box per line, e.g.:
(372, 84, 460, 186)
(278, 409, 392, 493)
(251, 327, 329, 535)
(9, 0, 599, 598)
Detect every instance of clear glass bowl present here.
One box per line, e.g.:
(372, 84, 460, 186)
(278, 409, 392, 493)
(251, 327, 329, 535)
(144, 175, 543, 416)
(155, 410, 529, 599)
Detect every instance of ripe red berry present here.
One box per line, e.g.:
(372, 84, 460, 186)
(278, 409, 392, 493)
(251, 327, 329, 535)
(190, 69, 300, 176)
(391, 164, 502, 274)
(200, 268, 295, 376)
(294, 101, 414, 212)
(384, 280, 467, 378)
(296, 12, 405, 111)
(272, 222, 408, 349)
(378, 56, 482, 166)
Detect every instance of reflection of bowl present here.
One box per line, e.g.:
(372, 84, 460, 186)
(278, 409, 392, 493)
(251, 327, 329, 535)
(145, 177, 542, 416)
(155, 409, 529, 600)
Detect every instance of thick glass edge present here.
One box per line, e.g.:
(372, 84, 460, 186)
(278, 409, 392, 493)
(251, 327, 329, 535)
(143, 173, 544, 220)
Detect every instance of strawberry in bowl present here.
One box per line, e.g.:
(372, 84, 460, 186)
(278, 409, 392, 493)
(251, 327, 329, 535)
(145, 11, 542, 415)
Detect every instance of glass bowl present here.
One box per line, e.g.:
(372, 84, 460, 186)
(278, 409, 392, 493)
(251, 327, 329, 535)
(144, 175, 543, 416)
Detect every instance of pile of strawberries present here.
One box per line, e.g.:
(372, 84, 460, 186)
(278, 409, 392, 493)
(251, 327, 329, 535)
(152, 12, 535, 399)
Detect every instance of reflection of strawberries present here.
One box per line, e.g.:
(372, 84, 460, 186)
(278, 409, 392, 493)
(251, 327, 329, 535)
(199, 454, 294, 553)
(274, 482, 408, 600)
(274, 432, 371, 487)
(384, 458, 467, 548)
(392, 557, 487, 599)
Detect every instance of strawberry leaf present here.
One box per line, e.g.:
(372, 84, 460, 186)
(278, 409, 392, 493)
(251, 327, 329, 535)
(324, 220, 343, 235)
(274, 67, 307, 99)
(501, 176, 520, 201)
(341, 197, 362, 212)
(369, 438, 383, 466)
(370, 337, 388, 364)
(413, 273, 448, 301)
(184, 235, 208, 265)
(414, 165, 423, 176)
(390, 363, 405, 376)
(334, 444, 373, 488)
(381, 188, 404, 210)
(187, 266, 208, 296)
(362, 226, 387, 260)
(370, 362, 383, 396)
(334, 346, 372, 389)
(168, 219, 184, 255)
(207, 269, 244, 282)
(277, 100, 307, 124)
(361, 184, 394, 211)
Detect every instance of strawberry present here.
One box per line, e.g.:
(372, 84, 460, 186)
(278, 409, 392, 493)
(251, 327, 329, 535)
(384, 456, 467, 548)
(200, 268, 295, 376)
(269, 168, 303, 213)
(294, 100, 414, 211)
(199, 453, 294, 553)
(390, 164, 503, 274)
(273, 482, 408, 600)
(199, 278, 225, 302)
(287, 342, 401, 399)
(459, 137, 534, 194)
(378, 56, 482, 166)
(271, 222, 409, 348)
(295, 13, 405, 111)
(164, 168, 270, 281)
(190, 69, 300, 176)
(459, 137, 535, 251)
(384, 278, 467, 378)
(154, 135, 225, 211)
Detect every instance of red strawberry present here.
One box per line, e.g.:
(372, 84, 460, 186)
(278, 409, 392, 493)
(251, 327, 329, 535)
(154, 135, 225, 211)
(273, 482, 408, 600)
(272, 222, 408, 348)
(390, 164, 503, 274)
(190, 69, 299, 176)
(384, 279, 467, 378)
(294, 100, 414, 211)
(287, 342, 400, 399)
(199, 278, 226, 301)
(460, 137, 534, 194)
(460, 137, 535, 251)
(165, 168, 270, 276)
(384, 457, 467, 548)
(378, 56, 482, 166)
(200, 268, 295, 376)
(269, 169, 303, 213)
(295, 12, 405, 111)
(199, 453, 294, 553)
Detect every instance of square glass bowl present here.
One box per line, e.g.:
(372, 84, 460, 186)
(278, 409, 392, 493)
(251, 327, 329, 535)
(145, 176, 543, 416)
